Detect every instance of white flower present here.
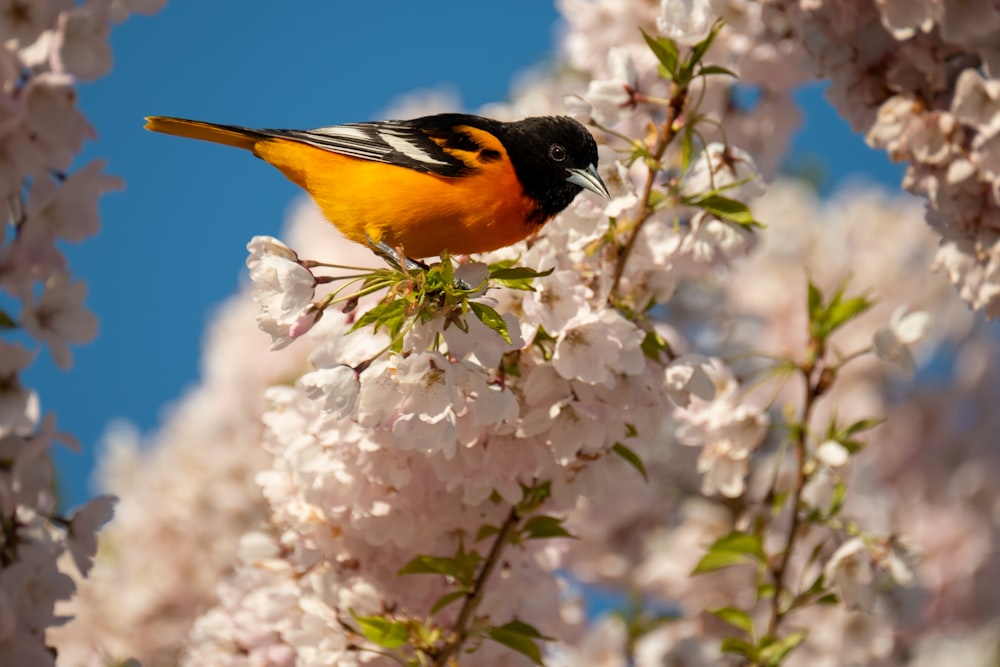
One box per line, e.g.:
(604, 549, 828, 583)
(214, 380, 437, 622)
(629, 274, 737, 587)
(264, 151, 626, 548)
(443, 305, 523, 369)
(675, 362, 768, 498)
(664, 354, 715, 406)
(0, 0, 59, 47)
(247, 237, 316, 349)
(300, 365, 360, 419)
(680, 213, 755, 265)
(454, 261, 488, 293)
(583, 47, 638, 125)
(247, 235, 299, 270)
(0, 342, 39, 438)
(248, 255, 314, 318)
(816, 440, 850, 467)
(658, 0, 714, 45)
(67, 495, 116, 576)
(694, 405, 768, 498)
(25, 159, 123, 243)
(597, 145, 639, 218)
(824, 538, 876, 611)
(22, 72, 96, 170)
(52, 2, 114, 81)
(952, 69, 1000, 137)
(19, 273, 98, 370)
(877, 0, 937, 40)
(685, 142, 766, 202)
(388, 352, 460, 457)
(873, 307, 931, 376)
(546, 397, 609, 463)
(521, 269, 592, 334)
(552, 309, 644, 386)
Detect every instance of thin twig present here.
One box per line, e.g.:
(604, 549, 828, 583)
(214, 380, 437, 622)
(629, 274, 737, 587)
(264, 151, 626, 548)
(764, 362, 824, 638)
(431, 507, 520, 667)
(610, 84, 689, 297)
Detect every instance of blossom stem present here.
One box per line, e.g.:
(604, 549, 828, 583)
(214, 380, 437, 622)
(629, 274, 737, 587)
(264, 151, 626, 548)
(431, 506, 520, 667)
(764, 361, 825, 640)
(610, 84, 688, 298)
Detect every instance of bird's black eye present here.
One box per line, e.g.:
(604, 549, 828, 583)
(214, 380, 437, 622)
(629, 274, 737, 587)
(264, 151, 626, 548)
(549, 144, 567, 162)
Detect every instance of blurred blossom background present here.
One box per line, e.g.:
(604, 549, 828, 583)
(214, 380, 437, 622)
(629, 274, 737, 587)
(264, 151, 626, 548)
(18, 1, 1000, 666)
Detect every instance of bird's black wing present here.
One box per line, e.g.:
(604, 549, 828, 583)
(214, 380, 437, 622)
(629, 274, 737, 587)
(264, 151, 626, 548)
(262, 114, 502, 177)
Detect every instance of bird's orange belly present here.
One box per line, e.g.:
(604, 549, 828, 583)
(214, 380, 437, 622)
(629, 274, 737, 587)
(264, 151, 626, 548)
(256, 139, 542, 259)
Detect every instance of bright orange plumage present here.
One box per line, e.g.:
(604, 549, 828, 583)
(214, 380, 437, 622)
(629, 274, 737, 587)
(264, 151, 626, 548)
(144, 114, 609, 260)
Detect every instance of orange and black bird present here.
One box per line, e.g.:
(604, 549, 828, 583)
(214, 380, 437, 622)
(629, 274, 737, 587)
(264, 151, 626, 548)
(144, 113, 610, 261)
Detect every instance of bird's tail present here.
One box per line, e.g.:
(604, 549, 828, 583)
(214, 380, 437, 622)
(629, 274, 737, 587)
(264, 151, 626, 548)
(144, 116, 266, 151)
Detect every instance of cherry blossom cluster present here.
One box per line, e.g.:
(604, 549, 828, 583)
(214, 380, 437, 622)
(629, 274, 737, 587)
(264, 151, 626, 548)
(46, 1, 1000, 666)
(0, 0, 164, 665)
(760, 0, 1000, 316)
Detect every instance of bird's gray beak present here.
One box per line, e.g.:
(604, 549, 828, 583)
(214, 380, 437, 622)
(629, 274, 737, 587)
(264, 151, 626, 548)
(566, 164, 611, 199)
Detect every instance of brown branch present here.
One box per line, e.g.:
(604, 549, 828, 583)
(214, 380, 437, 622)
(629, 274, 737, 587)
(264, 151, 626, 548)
(610, 83, 689, 298)
(431, 507, 520, 667)
(764, 362, 826, 639)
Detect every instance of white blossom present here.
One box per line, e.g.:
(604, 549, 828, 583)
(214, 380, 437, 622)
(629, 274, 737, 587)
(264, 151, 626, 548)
(824, 538, 876, 611)
(657, 0, 714, 45)
(873, 307, 931, 376)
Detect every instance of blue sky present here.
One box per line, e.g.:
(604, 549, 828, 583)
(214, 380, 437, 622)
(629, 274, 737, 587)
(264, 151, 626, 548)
(29, 3, 904, 509)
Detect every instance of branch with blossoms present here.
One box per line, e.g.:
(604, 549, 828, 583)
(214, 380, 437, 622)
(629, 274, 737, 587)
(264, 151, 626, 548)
(0, 1, 165, 664)
(764, 0, 1000, 318)
(672, 280, 926, 666)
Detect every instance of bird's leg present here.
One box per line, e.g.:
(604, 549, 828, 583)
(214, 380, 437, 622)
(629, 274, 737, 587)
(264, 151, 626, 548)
(364, 232, 428, 272)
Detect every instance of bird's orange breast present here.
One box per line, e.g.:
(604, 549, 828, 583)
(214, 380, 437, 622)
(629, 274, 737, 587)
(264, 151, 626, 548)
(254, 127, 543, 259)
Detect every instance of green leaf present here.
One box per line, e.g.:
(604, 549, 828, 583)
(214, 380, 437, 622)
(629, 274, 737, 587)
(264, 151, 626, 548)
(488, 259, 519, 271)
(807, 281, 823, 325)
(0, 308, 15, 330)
(439, 253, 455, 287)
(352, 613, 409, 649)
(522, 515, 574, 540)
(640, 329, 671, 361)
(710, 607, 754, 635)
(808, 279, 874, 342)
(497, 619, 550, 639)
(843, 417, 884, 437)
(687, 19, 724, 69)
(647, 188, 668, 211)
(469, 301, 511, 344)
(430, 590, 468, 615)
(698, 64, 737, 78)
(487, 621, 551, 666)
(490, 266, 554, 292)
(351, 296, 407, 337)
(829, 481, 846, 516)
(612, 442, 648, 482)
(476, 524, 499, 542)
(518, 480, 552, 513)
(692, 531, 765, 574)
(758, 631, 808, 665)
(398, 551, 481, 588)
(398, 555, 465, 578)
(640, 28, 679, 77)
(757, 582, 775, 600)
(720, 637, 756, 658)
(680, 126, 695, 172)
(825, 294, 872, 335)
(689, 193, 760, 228)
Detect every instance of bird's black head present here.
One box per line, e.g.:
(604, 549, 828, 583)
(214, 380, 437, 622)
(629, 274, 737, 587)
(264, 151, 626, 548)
(495, 116, 609, 223)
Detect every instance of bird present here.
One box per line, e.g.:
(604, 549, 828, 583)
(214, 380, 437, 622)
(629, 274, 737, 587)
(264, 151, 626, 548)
(144, 113, 610, 261)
